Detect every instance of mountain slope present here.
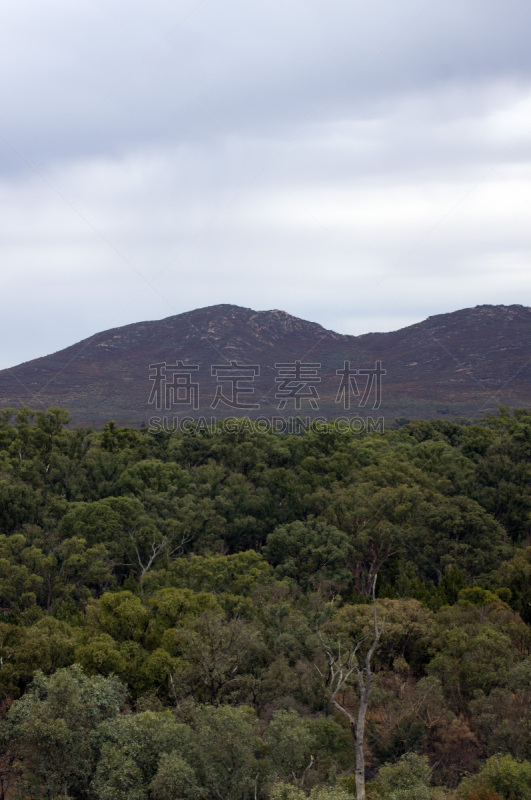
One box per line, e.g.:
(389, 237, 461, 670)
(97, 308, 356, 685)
(0, 303, 529, 424)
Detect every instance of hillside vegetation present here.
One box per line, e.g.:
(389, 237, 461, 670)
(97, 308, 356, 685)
(1, 304, 529, 424)
(0, 406, 529, 799)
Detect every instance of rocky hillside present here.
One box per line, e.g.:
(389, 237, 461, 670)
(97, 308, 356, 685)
(0, 304, 529, 425)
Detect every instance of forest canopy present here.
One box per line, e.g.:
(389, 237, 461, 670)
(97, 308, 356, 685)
(0, 406, 529, 800)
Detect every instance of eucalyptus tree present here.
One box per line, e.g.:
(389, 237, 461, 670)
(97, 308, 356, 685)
(317, 579, 384, 800)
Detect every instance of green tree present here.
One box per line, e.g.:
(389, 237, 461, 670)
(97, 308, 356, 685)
(318, 581, 384, 800)
(173, 612, 266, 705)
(8, 665, 126, 799)
(496, 547, 531, 624)
(149, 753, 203, 800)
(193, 704, 260, 800)
(427, 594, 521, 708)
(457, 754, 531, 800)
(264, 521, 351, 589)
(264, 709, 313, 785)
(93, 710, 197, 800)
(366, 752, 433, 800)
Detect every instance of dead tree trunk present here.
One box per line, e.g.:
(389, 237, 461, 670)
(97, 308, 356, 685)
(318, 577, 384, 800)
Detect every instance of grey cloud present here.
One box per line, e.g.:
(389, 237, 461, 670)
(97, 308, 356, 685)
(1, 0, 530, 369)
(2, 0, 531, 171)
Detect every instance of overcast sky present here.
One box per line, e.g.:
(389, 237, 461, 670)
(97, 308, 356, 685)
(1, 0, 531, 368)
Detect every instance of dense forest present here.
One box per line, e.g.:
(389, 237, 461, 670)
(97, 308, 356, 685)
(0, 406, 529, 800)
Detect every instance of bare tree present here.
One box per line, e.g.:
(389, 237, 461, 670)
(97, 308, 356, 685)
(317, 577, 384, 800)
(128, 530, 193, 592)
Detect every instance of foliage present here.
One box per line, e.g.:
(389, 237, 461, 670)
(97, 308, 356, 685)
(0, 407, 528, 798)
(366, 753, 434, 800)
(8, 665, 127, 799)
(457, 754, 531, 800)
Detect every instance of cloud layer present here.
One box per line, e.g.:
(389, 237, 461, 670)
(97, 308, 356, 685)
(1, 0, 531, 368)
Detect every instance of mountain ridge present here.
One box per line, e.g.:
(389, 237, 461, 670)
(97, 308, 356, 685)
(0, 303, 529, 424)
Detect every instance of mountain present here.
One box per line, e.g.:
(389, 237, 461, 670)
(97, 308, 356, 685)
(0, 303, 529, 425)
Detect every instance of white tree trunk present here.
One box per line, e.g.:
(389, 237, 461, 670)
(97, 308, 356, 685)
(319, 576, 383, 800)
